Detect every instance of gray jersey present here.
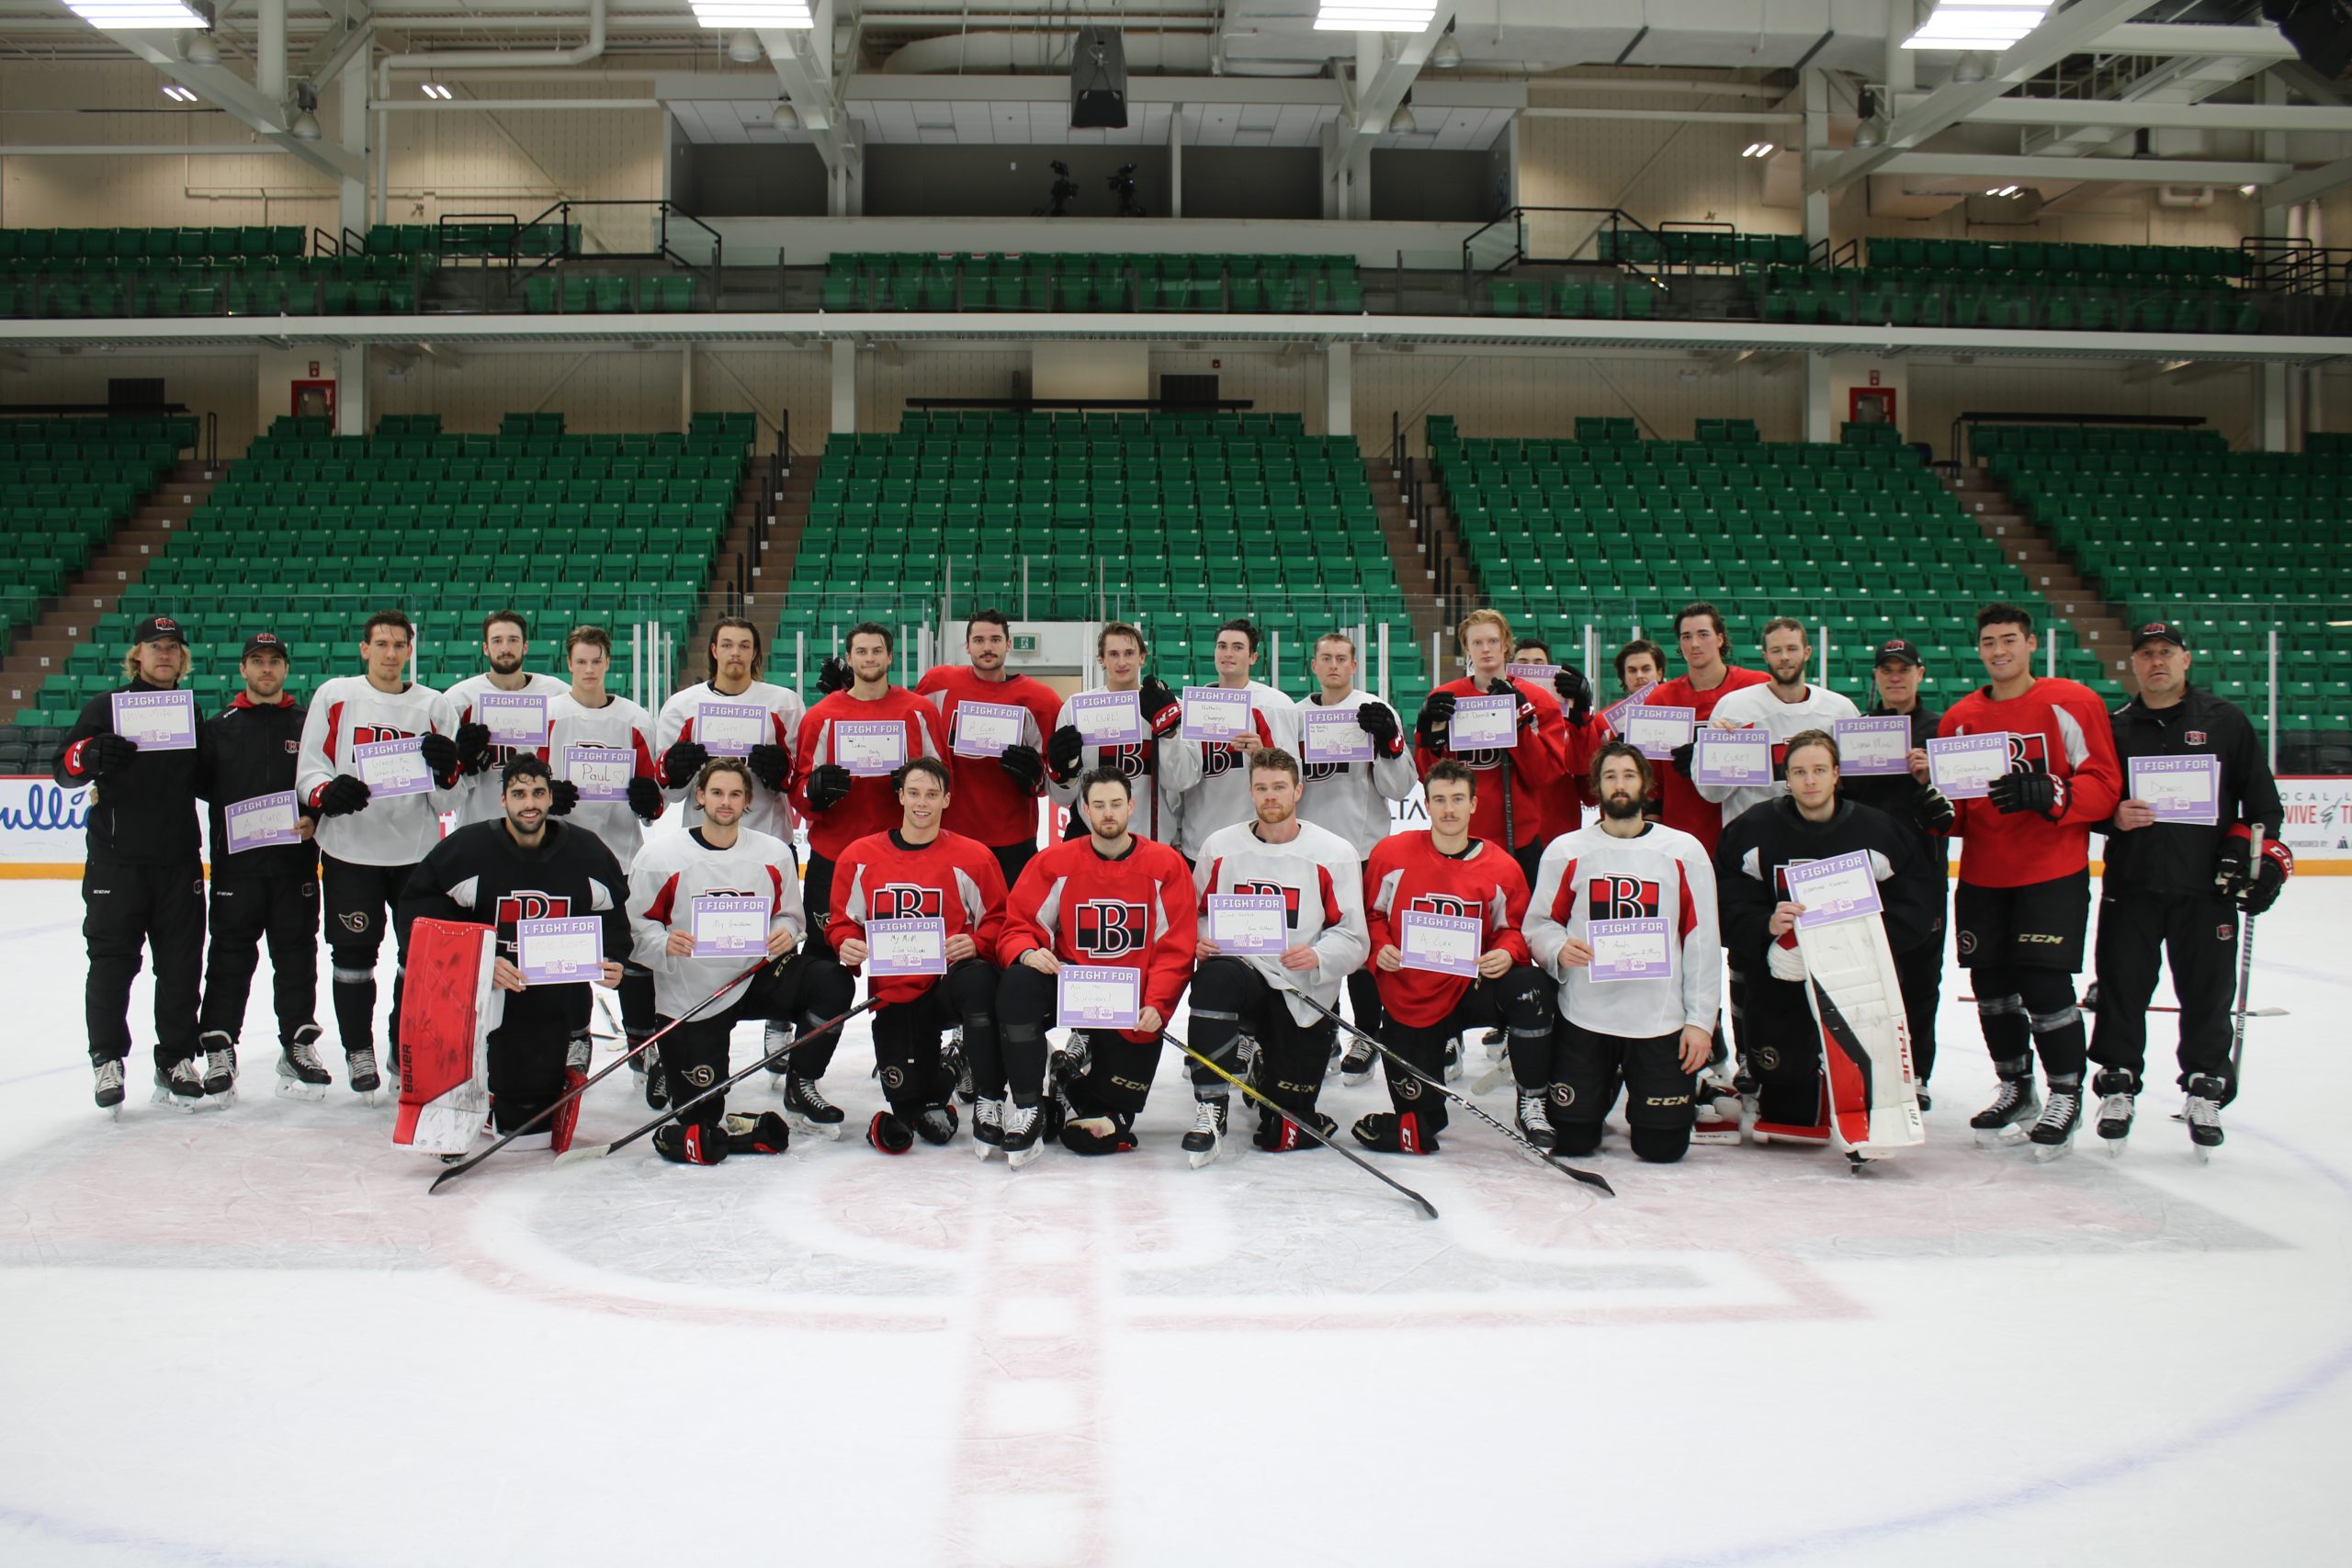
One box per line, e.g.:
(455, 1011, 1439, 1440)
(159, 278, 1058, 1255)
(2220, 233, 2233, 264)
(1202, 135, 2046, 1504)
(1293, 689, 1418, 858)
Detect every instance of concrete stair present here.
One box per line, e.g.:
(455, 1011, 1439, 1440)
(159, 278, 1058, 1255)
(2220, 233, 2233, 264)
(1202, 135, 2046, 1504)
(1944, 464, 2136, 694)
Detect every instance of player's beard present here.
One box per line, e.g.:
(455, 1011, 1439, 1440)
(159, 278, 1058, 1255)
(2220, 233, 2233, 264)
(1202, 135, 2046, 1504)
(1600, 789, 1644, 821)
(1255, 803, 1296, 829)
(490, 652, 523, 675)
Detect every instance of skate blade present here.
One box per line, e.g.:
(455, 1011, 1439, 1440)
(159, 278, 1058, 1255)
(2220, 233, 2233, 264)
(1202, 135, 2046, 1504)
(973, 1140, 999, 1162)
(274, 1077, 329, 1102)
(2099, 1135, 2128, 1157)
(1341, 1068, 1373, 1089)
(2030, 1137, 2075, 1163)
(1442, 1064, 1464, 1085)
(150, 1089, 202, 1114)
(206, 1089, 237, 1109)
(1007, 1144, 1044, 1169)
(1975, 1123, 2030, 1148)
(786, 1113, 844, 1141)
(1469, 1065, 1511, 1095)
(351, 1087, 386, 1107)
(1186, 1141, 1222, 1169)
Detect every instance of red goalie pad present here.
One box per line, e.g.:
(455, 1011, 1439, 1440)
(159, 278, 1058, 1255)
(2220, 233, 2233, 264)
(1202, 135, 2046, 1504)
(393, 919, 502, 1156)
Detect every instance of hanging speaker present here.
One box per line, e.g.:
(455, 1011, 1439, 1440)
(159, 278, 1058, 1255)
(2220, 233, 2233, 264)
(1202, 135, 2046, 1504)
(1071, 27, 1128, 130)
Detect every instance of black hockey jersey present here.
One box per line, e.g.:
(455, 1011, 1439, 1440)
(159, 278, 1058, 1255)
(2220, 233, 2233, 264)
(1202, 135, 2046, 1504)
(1715, 795, 1943, 967)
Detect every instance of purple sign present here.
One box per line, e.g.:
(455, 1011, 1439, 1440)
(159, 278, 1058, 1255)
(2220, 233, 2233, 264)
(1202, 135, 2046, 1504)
(1784, 851, 1886, 929)
(353, 737, 432, 797)
(1206, 893, 1287, 956)
(695, 700, 766, 758)
(833, 719, 908, 777)
(1447, 693, 1518, 751)
(1691, 728, 1770, 789)
(1588, 917, 1672, 983)
(1181, 686, 1253, 744)
(563, 745, 630, 802)
(1835, 716, 1914, 777)
(1601, 680, 1660, 736)
(1070, 691, 1144, 747)
(222, 791, 300, 853)
(690, 894, 770, 958)
(516, 915, 603, 986)
(953, 700, 1025, 759)
(866, 916, 947, 976)
(1057, 964, 1141, 1029)
(1398, 910, 1482, 977)
(110, 689, 197, 751)
(1300, 706, 1375, 765)
(1623, 705, 1695, 761)
(2130, 754, 2221, 826)
(477, 692, 548, 749)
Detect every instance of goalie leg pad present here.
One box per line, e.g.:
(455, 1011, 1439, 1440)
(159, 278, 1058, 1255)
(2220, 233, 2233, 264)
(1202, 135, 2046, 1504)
(391, 919, 501, 1156)
(1794, 913, 1924, 1156)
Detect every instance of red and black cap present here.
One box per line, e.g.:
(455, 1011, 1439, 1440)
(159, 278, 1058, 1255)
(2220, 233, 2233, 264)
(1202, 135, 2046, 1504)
(133, 615, 187, 646)
(241, 631, 291, 661)
(1872, 637, 1925, 668)
(2131, 620, 2188, 651)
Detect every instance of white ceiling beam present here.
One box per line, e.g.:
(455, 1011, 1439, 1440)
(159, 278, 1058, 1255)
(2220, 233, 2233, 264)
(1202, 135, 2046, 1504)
(2086, 22, 2298, 59)
(1880, 152, 2293, 186)
(110, 30, 367, 182)
(2264, 151, 2352, 209)
(1807, 0, 2156, 195)
(1896, 95, 2352, 134)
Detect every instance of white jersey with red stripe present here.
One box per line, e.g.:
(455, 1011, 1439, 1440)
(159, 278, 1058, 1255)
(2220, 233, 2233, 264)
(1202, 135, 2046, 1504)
(652, 679, 805, 845)
(1193, 817, 1369, 1027)
(295, 674, 462, 867)
(1694, 681, 1860, 826)
(1525, 820, 1721, 1040)
(1294, 688, 1417, 857)
(1044, 686, 1187, 849)
(446, 671, 571, 828)
(1162, 680, 1302, 861)
(625, 825, 804, 1019)
(548, 689, 662, 866)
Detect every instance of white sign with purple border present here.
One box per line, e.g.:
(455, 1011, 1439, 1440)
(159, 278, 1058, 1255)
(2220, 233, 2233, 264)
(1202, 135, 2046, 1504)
(353, 737, 432, 796)
(1057, 964, 1141, 1029)
(1928, 733, 2013, 800)
(867, 916, 947, 976)
(110, 689, 198, 751)
(563, 746, 630, 802)
(1300, 706, 1374, 765)
(516, 915, 603, 986)
(833, 720, 908, 778)
(1207, 893, 1287, 956)
(952, 701, 1025, 759)
(2130, 754, 2222, 826)
(1623, 705, 1696, 761)
(222, 791, 300, 853)
(1070, 691, 1143, 747)
(1398, 910, 1482, 977)
(1181, 687, 1254, 744)
(695, 701, 766, 758)
(1783, 851, 1886, 929)
(1505, 661, 1560, 685)
(690, 894, 771, 958)
(1447, 693, 1518, 751)
(1588, 917, 1672, 983)
(1601, 681, 1660, 736)
(1692, 727, 1771, 789)
(1835, 716, 1914, 777)
(477, 693, 548, 749)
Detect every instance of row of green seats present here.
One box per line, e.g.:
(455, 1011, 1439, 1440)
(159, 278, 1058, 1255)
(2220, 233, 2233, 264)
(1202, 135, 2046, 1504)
(1757, 273, 2262, 333)
(0, 225, 300, 262)
(1599, 230, 1809, 268)
(1866, 236, 2242, 279)
(897, 410, 1307, 437)
(1486, 276, 1659, 319)
(0, 276, 418, 320)
(365, 221, 576, 258)
(522, 274, 695, 313)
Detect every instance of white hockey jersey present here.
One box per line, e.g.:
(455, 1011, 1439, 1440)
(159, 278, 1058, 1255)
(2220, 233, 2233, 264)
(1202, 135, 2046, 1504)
(548, 689, 662, 866)
(1044, 686, 1187, 849)
(1694, 682, 1860, 826)
(1193, 817, 1369, 1026)
(1293, 689, 1418, 857)
(1525, 821, 1721, 1040)
(653, 679, 805, 846)
(296, 674, 462, 867)
(626, 825, 805, 1019)
(1161, 680, 1302, 861)
(446, 670, 572, 828)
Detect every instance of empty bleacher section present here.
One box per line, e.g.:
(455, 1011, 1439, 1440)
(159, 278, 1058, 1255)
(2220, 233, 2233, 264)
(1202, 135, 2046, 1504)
(821, 254, 1364, 313)
(10, 411, 755, 726)
(1748, 237, 2255, 333)
(793, 410, 1426, 708)
(0, 415, 192, 660)
(1975, 424, 2349, 739)
(1426, 413, 2124, 705)
(0, 225, 430, 319)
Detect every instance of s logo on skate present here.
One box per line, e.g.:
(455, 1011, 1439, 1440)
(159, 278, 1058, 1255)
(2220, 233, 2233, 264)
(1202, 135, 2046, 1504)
(873, 883, 944, 920)
(1074, 899, 1151, 958)
(1588, 875, 1660, 920)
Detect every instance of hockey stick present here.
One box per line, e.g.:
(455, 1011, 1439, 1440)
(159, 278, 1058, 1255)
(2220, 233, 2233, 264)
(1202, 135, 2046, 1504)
(1284, 984, 1614, 1197)
(1164, 1028, 1437, 1220)
(592, 989, 624, 1043)
(2226, 824, 2266, 1084)
(428, 955, 775, 1192)
(557, 996, 881, 1165)
(1961, 995, 2288, 1019)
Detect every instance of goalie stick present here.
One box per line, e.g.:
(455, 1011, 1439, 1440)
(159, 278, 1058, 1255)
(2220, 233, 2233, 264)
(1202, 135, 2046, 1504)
(1164, 1028, 1438, 1220)
(556, 997, 881, 1166)
(427, 955, 772, 1193)
(1282, 985, 1615, 1197)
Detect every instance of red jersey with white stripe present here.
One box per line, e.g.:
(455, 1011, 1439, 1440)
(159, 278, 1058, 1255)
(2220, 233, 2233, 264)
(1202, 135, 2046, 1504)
(1648, 664, 1770, 856)
(1363, 830, 1532, 1027)
(626, 825, 803, 1019)
(915, 664, 1062, 851)
(1937, 676, 2123, 888)
(295, 674, 462, 866)
(791, 685, 952, 862)
(547, 689, 662, 865)
(653, 680, 804, 844)
(1410, 674, 1569, 851)
(998, 833, 1197, 1042)
(1193, 818, 1370, 1026)
(828, 828, 1009, 1005)
(1525, 820, 1721, 1039)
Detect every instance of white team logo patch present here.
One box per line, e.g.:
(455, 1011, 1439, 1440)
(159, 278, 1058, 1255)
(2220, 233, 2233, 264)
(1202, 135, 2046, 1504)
(684, 1066, 717, 1089)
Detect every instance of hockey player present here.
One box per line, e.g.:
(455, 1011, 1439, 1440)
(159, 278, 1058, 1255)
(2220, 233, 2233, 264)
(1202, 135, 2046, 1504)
(1613, 639, 1666, 699)
(545, 626, 669, 1104)
(916, 607, 1062, 886)
(1162, 618, 1300, 863)
(628, 757, 855, 1160)
(652, 615, 804, 847)
(997, 766, 1196, 1156)
(195, 631, 323, 1101)
(446, 610, 569, 828)
(1926, 603, 2122, 1156)
(1510, 634, 1606, 837)
(1044, 620, 1186, 849)
(1838, 638, 1954, 1104)
(1353, 760, 1553, 1155)
(395, 756, 632, 1153)
(1412, 608, 1569, 886)
(2088, 621, 2290, 1154)
(1295, 630, 1413, 1066)
(1649, 603, 1770, 859)
(296, 610, 464, 1098)
(1187, 748, 1369, 1163)
(792, 620, 951, 933)
(828, 757, 1009, 1155)
(1524, 743, 1720, 1164)
(1685, 617, 1860, 826)
(57, 615, 206, 1111)
(1716, 729, 1941, 1148)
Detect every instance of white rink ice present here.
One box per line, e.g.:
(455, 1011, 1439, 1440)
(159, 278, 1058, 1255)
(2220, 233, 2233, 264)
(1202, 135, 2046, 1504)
(2, 877, 2346, 1568)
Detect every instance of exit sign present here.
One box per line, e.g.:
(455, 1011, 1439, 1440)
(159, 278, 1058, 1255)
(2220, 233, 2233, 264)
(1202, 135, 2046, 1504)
(1012, 634, 1039, 652)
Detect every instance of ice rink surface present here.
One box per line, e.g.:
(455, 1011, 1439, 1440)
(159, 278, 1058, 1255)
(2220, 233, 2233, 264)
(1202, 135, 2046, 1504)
(1, 877, 2345, 1568)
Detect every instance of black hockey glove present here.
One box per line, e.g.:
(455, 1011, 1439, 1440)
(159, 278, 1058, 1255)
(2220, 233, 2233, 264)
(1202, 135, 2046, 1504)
(76, 732, 137, 779)
(1554, 666, 1594, 727)
(1915, 785, 1957, 836)
(1046, 724, 1085, 778)
(318, 774, 371, 817)
(1138, 675, 1182, 738)
(418, 730, 460, 784)
(811, 655, 852, 703)
(1668, 740, 1696, 780)
(454, 721, 493, 775)
(999, 743, 1046, 793)
(1987, 771, 2067, 821)
(2216, 831, 2294, 915)
(628, 774, 665, 822)
(1414, 691, 1457, 752)
(548, 778, 580, 816)
(661, 739, 709, 789)
(1355, 700, 1402, 754)
(748, 742, 790, 792)
(805, 762, 853, 813)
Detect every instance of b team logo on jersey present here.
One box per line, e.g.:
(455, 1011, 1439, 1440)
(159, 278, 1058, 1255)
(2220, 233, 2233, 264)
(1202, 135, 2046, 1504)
(1199, 739, 1255, 779)
(1587, 875, 1660, 920)
(1301, 759, 1348, 783)
(1232, 879, 1303, 924)
(495, 893, 572, 925)
(1106, 742, 1152, 780)
(2004, 731, 2051, 773)
(873, 882, 943, 920)
(1075, 899, 1151, 958)
(1408, 892, 1474, 920)
(352, 723, 414, 749)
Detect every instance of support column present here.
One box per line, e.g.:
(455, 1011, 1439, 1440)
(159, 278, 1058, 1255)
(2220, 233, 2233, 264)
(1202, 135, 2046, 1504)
(2260, 362, 2290, 452)
(1801, 70, 1831, 250)
(1168, 103, 1183, 219)
(1882, 0, 1915, 96)
(831, 336, 857, 434)
(681, 345, 695, 432)
(1323, 342, 1352, 439)
(1804, 353, 1834, 444)
(336, 346, 367, 437)
(335, 48, 368, 243)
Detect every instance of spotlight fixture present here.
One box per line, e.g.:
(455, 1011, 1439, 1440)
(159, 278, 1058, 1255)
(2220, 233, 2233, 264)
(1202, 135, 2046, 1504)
(726, 29, 763, 63)
(771, 96, 799, 130)
(290, 110, 322, 139)
(2239, 183, 2259, 197)
(1313, 2, 1439, 31)
(420, 82, 452, 100)
(1430, 20, 1462, 67)
(183, 28, 218, 65)
(1950, 50, 1990, 83)
(1388, 96, 1417, 135)
(688, 1, 815, 27)
(64, 0, 209, 28)
(161, 84, 198, 103)
(1853, 86, 1887, 148)
(1742, 141, 1775, 158)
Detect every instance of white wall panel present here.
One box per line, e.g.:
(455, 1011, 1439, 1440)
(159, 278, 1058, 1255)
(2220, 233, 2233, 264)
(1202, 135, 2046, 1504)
(1353, 350, 1804, 450)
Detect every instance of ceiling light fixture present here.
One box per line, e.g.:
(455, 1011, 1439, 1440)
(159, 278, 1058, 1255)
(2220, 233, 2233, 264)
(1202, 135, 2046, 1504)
(1951, 51, 1990, 83)
(1742, 141, 1775, 158)
(1853, 86, 1887, 148)
(1388, 98, 1417, 135)
(1430, 20, 1461, 67)
(183, 28, 217, 65)
(688, 1, 815, 28)
(1313, 2, 1439, 33)
(420, 82, 452, 100)
(1903, 1, 2053, 51)
(64, 0, 210, 28)
(161, 84, 198, 102)
(726, 29, 764, 62)
(771, 96, 799, 130)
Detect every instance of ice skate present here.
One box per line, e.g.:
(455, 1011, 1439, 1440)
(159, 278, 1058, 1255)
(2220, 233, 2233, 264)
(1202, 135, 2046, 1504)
(275, 1029, 332, 1101)
(345, 1044, 383, 1103)
(2093, 1069, 2137, 1155)
(1442, 1036, 1464, 1084)
(2028, 1075, 2081, 1161)
(973, 1097, 1003, 1159)
(781, 1074, 845, 1139)
(2184, 1075, 2226, 1160)
(763, 1019, 796, 1080)
(1971, 1063, 2040, 1147)
(1691, 1074, 1743, 1146)
(943, 1028, 973, 1104)
(1183, 1094, 1228, 1168)
(151, 1056, 202, 1112)
(1001, 1101, 1045, 1168)
(1517, 1089, 1555, 1149)
(91, 1057, 125, 1115)
(198, 1031, 237, 1103)
(1339, 1037, 1375, 1087)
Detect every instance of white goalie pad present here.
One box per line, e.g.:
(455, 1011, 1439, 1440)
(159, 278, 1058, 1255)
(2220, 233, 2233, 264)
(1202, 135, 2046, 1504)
(1792, 914, 1924, 1157)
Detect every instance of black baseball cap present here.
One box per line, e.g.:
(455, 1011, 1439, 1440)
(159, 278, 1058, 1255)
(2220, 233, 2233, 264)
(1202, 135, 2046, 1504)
(1873, 638, 1925, 668)
(134, 615, 187, 646)
(241, 631, 291, 661)
(2132, 620, 2188, 651)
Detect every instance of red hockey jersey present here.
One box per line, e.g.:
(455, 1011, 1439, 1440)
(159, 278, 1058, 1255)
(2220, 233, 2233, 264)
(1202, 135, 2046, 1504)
(828, 827, 1009, 1005)
(790, 686, 951, 861)
(916, 664, 1063, 851)
(998, 834, 1196, 1042)
(1363, 831, 1532, 1027)
(1937, 676, 2123, 888)
(1410, 674, 1568, 851)
(1648, 664, 1770, 856)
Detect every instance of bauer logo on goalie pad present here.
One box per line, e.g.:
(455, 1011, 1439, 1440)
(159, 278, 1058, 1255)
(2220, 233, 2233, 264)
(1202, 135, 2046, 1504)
(1587, 875, 1660, 920)
(872, 883, 943, 920)
(1074, 899, 1151, 958)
